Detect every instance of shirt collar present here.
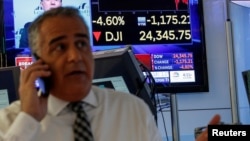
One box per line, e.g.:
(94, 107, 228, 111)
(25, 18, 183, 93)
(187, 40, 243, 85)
(47, 87, 98, 116)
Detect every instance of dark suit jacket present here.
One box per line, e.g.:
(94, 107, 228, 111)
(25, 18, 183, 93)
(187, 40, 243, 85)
(19, 22, 31, 48)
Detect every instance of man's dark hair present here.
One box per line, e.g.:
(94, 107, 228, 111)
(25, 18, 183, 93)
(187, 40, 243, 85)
(28, 6, 89, 55)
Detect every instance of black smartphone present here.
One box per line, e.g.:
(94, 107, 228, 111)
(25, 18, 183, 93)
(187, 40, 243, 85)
(32, 53, 51, 97)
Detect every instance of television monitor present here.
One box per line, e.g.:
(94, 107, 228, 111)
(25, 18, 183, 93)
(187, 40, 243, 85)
(93, 47, 157, 121)
(92, 76, 131, 94)
(2, 0, 209, 93)
(0, 66, 20, 107)
(242, 70, 250, 105)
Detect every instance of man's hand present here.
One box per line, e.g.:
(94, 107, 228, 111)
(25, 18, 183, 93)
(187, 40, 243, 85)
(19, 59, 51, 121)
(196, 114, 221, 141)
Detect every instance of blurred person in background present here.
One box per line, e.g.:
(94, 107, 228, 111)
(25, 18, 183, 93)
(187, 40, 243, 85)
(19, 0, 62, 48)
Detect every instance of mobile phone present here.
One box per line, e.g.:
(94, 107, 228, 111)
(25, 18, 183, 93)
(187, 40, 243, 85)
(32, 53, 51, 97)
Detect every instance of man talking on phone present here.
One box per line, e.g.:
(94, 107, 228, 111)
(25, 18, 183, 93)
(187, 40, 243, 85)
(19, 0, 62, 48)
(0, 7, 162, 141)
(0, 6, 220, 141)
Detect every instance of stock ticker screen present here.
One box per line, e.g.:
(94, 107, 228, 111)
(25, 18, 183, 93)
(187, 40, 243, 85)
(90, 0, 200, 83)
(90, 0, 208, 93)
(4, 0, 208, 93)
(91, 0, 191, 45)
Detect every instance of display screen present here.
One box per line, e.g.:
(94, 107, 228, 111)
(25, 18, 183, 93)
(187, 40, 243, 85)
(93, 47, 157, 120)
(92, 76, 130, 94)
(2, 0, 209, 93)
(0, 66, 20, 105)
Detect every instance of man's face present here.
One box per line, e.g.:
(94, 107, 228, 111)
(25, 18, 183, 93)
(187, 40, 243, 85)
(38, 16, 94, 101)
(41, 0, 62, 11)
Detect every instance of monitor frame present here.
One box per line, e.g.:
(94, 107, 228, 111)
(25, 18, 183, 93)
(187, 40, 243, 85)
(0, 66, 20, 105)
(242, 70, 250, 105)
(93, 47, 157, 121)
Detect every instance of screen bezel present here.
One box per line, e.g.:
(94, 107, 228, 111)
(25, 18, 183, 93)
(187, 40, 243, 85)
(93, 47, 157, 121)
(242, 70, 250, 105)
(0, 66, 20, 104)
